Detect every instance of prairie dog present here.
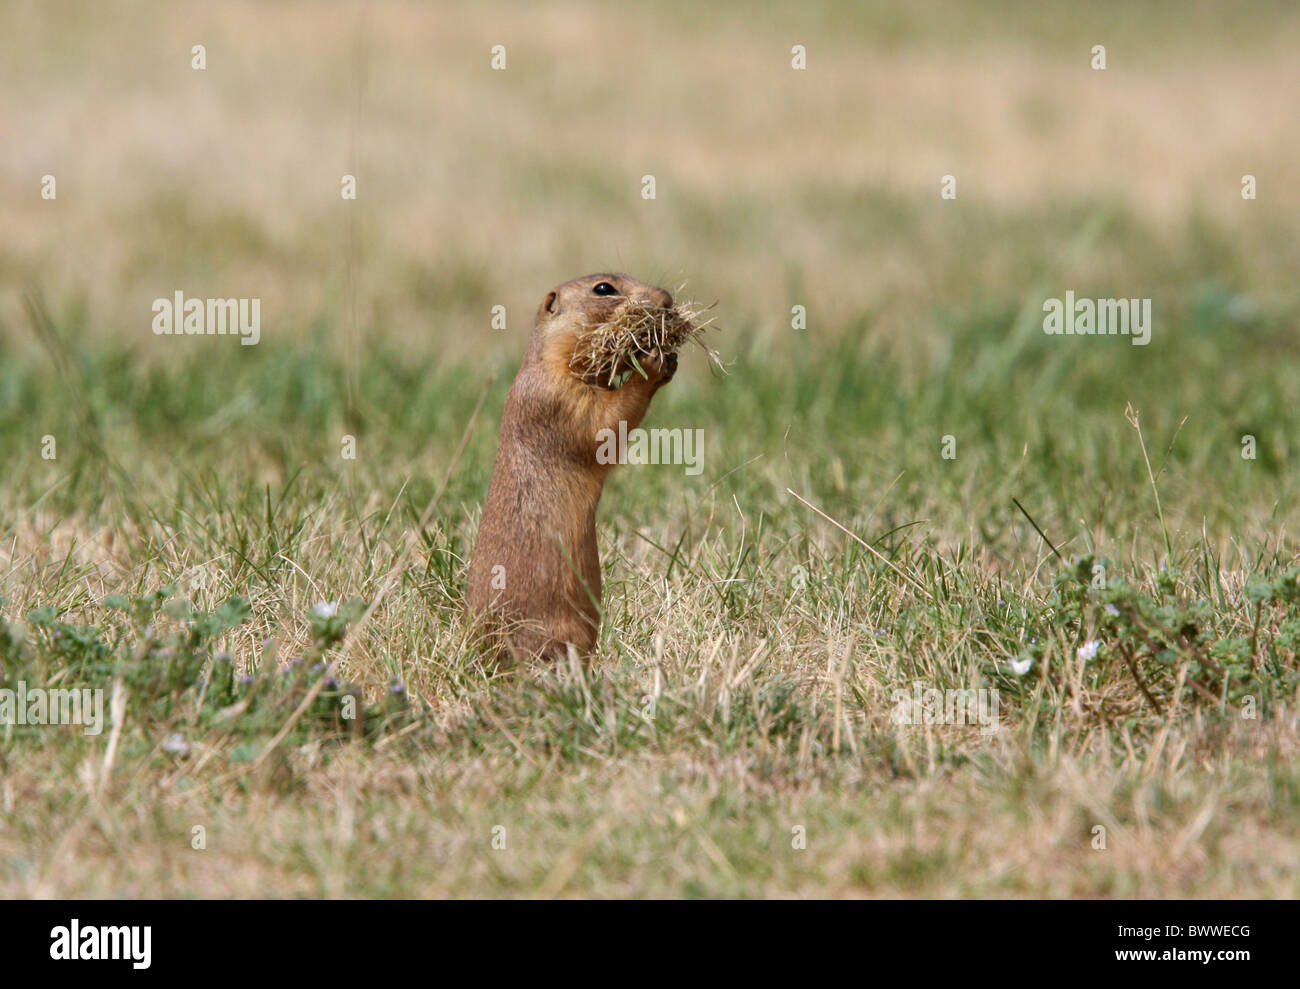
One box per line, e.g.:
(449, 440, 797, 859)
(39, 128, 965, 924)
(466, 273, 677, 660)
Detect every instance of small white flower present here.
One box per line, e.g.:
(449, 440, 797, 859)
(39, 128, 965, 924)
(1009, 656, 1034, 676)
(1104, 604, 1119, 617)
(161, 733, 190, 756)
(1077, 640, 1101, 662)
(312, 600, 338, 619)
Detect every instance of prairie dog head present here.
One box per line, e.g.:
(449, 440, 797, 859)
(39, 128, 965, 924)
(532, 273, 673, 370)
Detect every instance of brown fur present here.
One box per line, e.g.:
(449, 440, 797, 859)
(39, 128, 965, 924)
(465, 273, 677, 661)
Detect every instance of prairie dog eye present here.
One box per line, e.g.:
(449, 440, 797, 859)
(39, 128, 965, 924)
(592, 282, 618, 296)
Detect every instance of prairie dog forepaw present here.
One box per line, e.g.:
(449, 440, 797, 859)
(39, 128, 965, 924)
(637, 349, 677, 385)
(658, 351, 678, 385)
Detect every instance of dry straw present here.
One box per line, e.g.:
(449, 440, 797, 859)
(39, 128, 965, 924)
(569, 296, 721, 387)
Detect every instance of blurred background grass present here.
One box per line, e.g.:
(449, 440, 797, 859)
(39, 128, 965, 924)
(4, 0, 1299, 354)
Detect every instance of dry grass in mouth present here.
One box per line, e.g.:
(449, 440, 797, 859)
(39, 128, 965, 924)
(568, 299, 721, 387)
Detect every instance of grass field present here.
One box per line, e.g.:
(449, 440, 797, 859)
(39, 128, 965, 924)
(2, 0, 1299, 897)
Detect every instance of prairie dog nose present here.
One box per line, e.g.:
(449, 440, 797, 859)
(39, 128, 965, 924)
(638, 287, 673, 309)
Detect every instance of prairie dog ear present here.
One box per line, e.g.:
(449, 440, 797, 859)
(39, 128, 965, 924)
(535, 289, 561, 331)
